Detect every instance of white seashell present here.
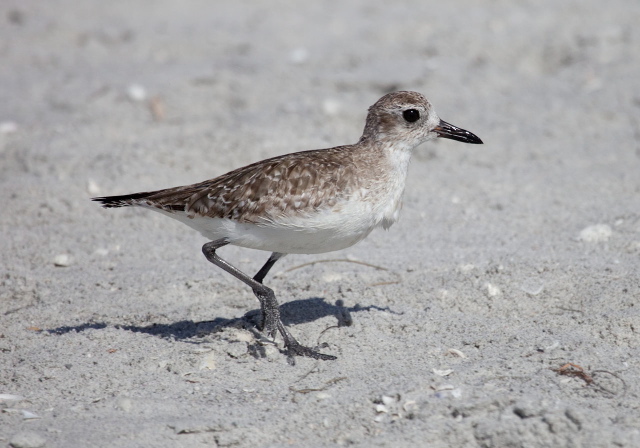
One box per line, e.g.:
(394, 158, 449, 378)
(0, 394, 25, 401)
(447, 348, 467, 358)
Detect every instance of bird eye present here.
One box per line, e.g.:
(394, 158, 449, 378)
(402, 109, 420, 123)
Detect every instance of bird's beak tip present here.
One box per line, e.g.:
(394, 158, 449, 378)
(435, 119, 483, 145)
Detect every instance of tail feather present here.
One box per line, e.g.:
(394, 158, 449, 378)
(91, 191, 157, 208)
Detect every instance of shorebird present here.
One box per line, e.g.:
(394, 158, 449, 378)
(92, 91, 482, 361)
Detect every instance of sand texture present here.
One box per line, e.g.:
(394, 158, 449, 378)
(1, 1, 639, 446)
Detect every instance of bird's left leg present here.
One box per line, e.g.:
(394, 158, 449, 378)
(202, 241, 335, 361)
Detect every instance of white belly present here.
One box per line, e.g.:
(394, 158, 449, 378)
(149, 188, 403, 254)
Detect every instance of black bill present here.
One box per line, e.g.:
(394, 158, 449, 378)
(435, 120, 483, 144)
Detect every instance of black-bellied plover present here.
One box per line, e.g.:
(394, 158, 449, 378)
(93, 91, 482, 361)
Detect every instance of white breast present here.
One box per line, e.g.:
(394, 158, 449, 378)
(375, 144, 413, 230)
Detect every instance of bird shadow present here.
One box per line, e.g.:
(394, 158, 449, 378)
(47, 297, 400, 341)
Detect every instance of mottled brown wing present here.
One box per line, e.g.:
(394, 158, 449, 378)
(128, 146, 359, 223)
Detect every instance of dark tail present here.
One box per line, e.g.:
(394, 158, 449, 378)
(91, 191, 156, 208)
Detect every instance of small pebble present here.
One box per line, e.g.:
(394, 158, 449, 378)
(322, 99, 341, 116)
(9, 431, 46, 448)
(321, 272, 343, 283)
(484, 282, 501, 297)
(451, 389, 462, 398)
(289, 47, 309, 64)
(116, 397, 133, 413)
(380, 395, 396, 406)
(578, 224, 612, 242)
(433, 368, 454, 377)
(0, 121, 18, 134)
(126, 84, 147, 102)
(403, 400, 418, 412)
(94, 248, 109, 256)
(53, 254, 72, 267)
(87, 179, 101, 195)
(199, 353, 216, 370)
(520, 279, 544, 296)
(375, 404, 388, 413)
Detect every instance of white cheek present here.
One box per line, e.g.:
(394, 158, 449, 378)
(424, 113, 441, 140)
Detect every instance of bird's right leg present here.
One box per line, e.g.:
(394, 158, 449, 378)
(251, 252, 286, 336)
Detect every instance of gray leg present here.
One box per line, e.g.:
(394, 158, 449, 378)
(252, 252, 285, 333)
(202, 240, 336, 361)
(253, 252, 285, 284)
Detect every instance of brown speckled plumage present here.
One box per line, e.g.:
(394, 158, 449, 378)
(115, 146, 362, 223)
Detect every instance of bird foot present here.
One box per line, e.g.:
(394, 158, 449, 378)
(252, 288, 336, 361)
(284, 339, 337, 362)
(277, 320, 336, 362)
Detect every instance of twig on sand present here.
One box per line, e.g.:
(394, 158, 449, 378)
(289, 377, 348, 394)
(277, 258, 389, 276)
(552, 363, 593, 384)
(552, 363, 628, 395)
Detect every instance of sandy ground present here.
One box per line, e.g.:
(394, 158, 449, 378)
(1, 1, 640, 447)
